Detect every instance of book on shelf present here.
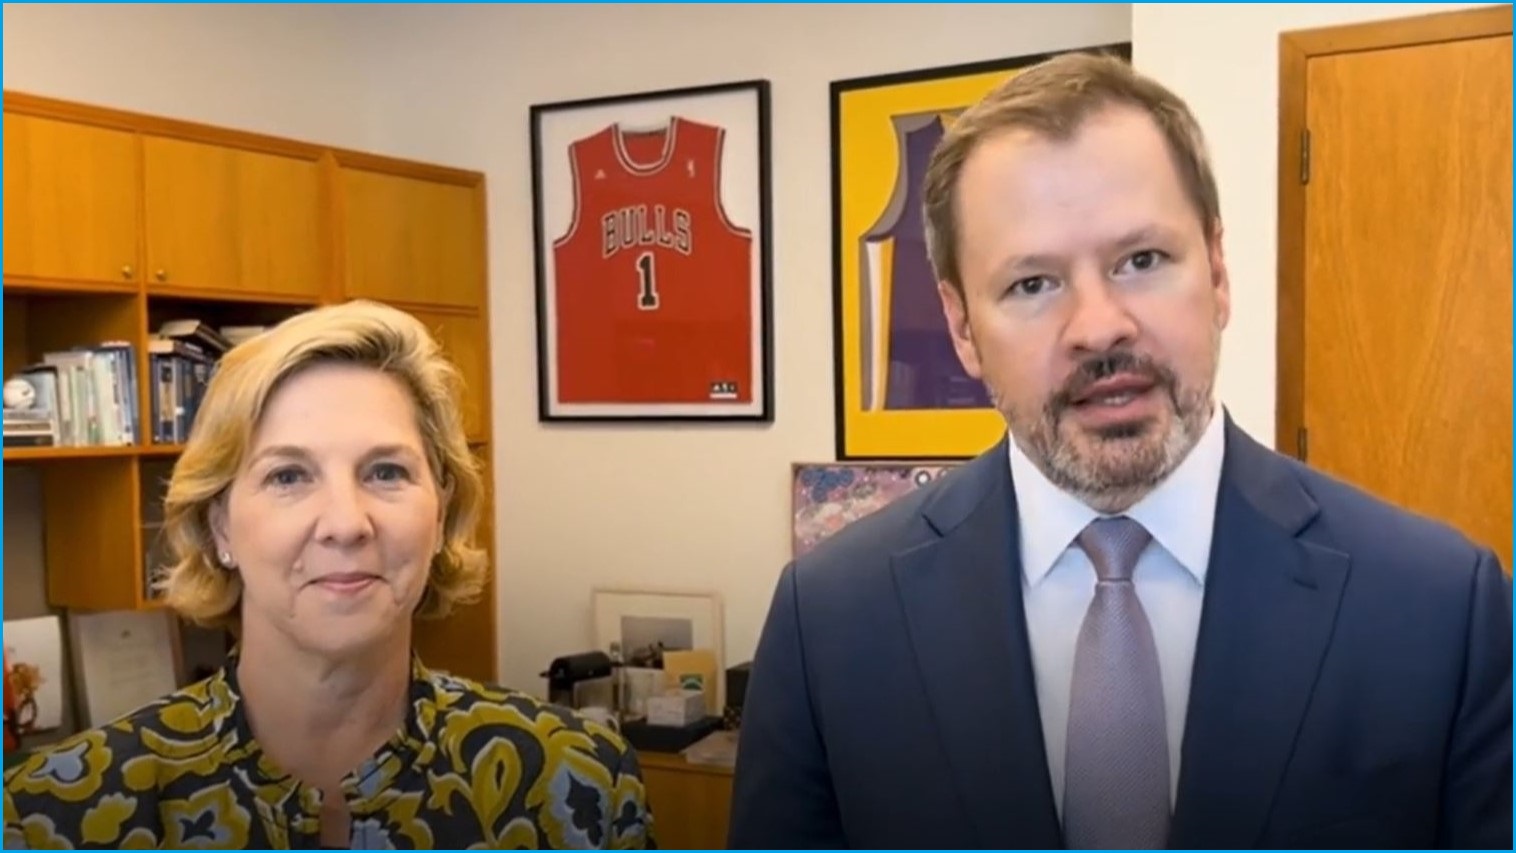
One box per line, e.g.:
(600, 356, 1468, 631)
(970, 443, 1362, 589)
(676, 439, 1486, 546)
(219, 325, 268, 347)
(147, 335, 219, 446)
(1, 318, 273, 450)
(5, 343, 138, 448)
(156, 320, 233, 358)
(2, 413, 57, 448)
(145, 319, 268, 445)
(5, 365, 60, 448)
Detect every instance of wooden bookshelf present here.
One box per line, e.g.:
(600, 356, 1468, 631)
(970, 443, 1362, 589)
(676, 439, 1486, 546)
(3, 446, 139, 462)
(2, 91, 498, 684)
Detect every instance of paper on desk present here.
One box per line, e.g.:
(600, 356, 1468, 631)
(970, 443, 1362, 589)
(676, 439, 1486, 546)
(682, 729, 739, 768)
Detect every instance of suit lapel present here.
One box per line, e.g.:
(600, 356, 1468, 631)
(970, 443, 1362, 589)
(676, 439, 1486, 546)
(891, 441, 1063, 849)
(1169, 422, 1351, 848)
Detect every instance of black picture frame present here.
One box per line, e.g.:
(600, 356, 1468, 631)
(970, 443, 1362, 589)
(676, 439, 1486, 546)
(530, 79, 774, 423)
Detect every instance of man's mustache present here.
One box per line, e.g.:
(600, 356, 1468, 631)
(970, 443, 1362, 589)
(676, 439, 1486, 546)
(1049, 350, 1178, 412)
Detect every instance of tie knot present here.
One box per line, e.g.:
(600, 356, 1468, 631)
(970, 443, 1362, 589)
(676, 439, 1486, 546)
(1077, 516, 1152, 582)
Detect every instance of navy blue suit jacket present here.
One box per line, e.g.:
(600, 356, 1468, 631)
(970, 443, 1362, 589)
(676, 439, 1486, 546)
(729, 420, 1511, 849)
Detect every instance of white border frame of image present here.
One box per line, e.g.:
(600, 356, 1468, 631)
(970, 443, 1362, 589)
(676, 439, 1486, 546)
(591, 587, 725, 709)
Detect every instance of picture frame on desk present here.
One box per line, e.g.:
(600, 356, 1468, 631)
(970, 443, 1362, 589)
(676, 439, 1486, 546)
(530, 79, 775, 423)
(3, 616, 65, 737)
(828, 43, 1132, 459)
(67, 609, 182, 729)
(590, 587, 724, 707)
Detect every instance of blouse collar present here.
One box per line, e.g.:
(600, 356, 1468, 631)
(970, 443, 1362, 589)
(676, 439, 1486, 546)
(206, 646, 444, 814)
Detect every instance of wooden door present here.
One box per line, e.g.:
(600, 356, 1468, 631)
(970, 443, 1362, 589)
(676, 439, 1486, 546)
(143, 136, 323, 298)
(1282, 9, 1512, 571)
(3, 113, 140, 286)
(339, 168, 484, 309)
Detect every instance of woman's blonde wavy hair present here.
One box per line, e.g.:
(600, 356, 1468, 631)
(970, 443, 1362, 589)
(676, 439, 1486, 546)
(155, 299, 488, 628)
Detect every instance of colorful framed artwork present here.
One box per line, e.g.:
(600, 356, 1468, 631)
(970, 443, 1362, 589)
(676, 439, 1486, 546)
(531, 80, 774, 422)
(791, 461, 960, 558)
(829, 44, 1132, 459)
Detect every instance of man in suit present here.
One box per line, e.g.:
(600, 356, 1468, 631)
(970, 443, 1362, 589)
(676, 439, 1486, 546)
(728, 51, 1511, 849)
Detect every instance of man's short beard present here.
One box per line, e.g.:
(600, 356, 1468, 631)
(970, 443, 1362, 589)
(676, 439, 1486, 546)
(996, 348, 1216, 513)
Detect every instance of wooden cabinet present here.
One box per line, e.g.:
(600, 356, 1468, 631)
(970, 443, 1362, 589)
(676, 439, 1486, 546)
(339, 167, 484, 309)
(639, 752, 734, 850)
(409, 308, 491, 442)
(412, 445, 496, 683)
(142, 136, 324, 298)
(43, 457, 143, 611)
(2, 91, 498, 682)
(339, 157, 495, 680)
(3, 113, 139, 286)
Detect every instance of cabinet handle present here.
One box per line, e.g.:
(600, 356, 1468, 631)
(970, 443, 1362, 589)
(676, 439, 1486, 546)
(121, 265, 133, 279)
(155, 270, 167, 282)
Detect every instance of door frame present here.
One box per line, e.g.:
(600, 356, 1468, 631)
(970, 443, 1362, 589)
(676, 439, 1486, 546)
(1275, 3, 1513, 458)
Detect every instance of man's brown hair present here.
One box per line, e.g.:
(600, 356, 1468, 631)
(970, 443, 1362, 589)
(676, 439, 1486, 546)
(922, 50, 1221, 295)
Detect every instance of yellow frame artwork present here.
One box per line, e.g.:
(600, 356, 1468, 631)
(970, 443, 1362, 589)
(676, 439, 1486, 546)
(828, 44, 1132, 460)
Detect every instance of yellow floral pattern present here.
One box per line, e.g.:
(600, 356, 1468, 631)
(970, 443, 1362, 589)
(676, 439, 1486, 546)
(2, 655, 655, 849)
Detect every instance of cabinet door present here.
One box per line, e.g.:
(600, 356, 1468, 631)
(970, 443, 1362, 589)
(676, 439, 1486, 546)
(42, 457, 144, 611)
(340, 168, 483, 309)
(408, 309, 491, 442)
(143, 136, 323, 298)
(638, 757, 735, 850)
(3, 113, 140, 285)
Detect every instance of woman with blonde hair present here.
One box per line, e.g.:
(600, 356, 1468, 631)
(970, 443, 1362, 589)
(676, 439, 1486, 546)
(3, 299, 654, 850)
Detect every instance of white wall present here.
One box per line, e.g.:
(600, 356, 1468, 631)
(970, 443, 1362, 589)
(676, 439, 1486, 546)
(2, 2, 384, 150)
(1131, 2, 1492, 443)
(353, 3, 1133, 695)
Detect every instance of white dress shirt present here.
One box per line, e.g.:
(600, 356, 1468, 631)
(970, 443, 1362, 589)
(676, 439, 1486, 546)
(1008, 406, 1225, 818)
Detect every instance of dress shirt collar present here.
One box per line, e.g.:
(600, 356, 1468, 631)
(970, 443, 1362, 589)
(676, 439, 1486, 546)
(1007, 403, 1226, 586)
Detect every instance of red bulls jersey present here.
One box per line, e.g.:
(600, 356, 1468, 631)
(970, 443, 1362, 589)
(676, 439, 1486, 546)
(551, 116, 754, 405)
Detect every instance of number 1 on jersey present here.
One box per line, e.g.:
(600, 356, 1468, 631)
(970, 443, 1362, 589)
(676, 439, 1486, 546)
(636, 251, 660, 310)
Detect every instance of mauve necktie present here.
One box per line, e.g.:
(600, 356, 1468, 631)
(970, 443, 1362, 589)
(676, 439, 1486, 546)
(1062, 515, 1171, 850)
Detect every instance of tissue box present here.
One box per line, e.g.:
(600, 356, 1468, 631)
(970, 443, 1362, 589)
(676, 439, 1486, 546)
(645, 689, 704, 727)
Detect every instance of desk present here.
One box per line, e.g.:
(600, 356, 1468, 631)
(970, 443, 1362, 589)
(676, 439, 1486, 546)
(639, 750, 734, 849)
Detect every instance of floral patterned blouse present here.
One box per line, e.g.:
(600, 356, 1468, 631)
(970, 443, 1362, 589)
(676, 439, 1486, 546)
(2, 654, 655, 849)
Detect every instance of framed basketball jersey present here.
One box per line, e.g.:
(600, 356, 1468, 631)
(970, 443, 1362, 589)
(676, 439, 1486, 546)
(830, 44, 1133, 459)
(531, 81, 773, 421)
(859, 111, 991, 414)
